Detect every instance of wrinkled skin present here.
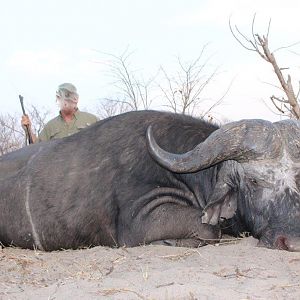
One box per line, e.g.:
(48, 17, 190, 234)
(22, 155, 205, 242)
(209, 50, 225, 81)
(201, 158, 300, 251)
(147, 118, 300, 251)
(1, 111, 300, 251)
(235, 157, 300, 251)
(0, 111, 222, 251)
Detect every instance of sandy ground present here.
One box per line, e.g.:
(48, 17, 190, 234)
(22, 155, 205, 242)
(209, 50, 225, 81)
(0, 237, 299, 300)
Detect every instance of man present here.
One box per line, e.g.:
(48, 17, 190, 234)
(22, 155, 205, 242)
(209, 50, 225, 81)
(21, 83, 98, 143)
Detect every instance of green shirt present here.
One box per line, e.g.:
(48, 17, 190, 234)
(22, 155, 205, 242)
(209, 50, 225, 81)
(38, 110, 98, 142)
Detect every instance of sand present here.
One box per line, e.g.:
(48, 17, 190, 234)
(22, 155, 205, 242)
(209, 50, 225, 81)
(0, 237, 299, 299)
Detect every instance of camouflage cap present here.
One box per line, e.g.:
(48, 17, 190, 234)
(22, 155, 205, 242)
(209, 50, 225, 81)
(57, 83, 77, 94)
(56, 83, 79, 102)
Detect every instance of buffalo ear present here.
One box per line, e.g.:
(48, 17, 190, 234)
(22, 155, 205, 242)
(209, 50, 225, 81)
(202, 192, 237, 225)
(202, 160, 239, 225)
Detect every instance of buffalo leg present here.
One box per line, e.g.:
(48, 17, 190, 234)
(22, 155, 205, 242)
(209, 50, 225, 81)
(118, 203, 221, 247)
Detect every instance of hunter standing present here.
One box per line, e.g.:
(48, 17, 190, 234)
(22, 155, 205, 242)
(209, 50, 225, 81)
(21, 83, 98, 143)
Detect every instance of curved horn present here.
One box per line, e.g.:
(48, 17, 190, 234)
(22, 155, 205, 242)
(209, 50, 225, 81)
(147, 119, 282, 173)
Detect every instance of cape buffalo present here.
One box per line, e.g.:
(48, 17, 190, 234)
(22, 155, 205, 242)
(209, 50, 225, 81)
(0, 110, 299, 251)
(147, 114, 300, 251)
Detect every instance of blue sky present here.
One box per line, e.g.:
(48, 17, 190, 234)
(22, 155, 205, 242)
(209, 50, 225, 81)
(1, 0, 300, 122)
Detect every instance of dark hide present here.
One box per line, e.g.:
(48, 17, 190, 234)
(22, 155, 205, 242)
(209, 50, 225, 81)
(0, 111, 222, 250)
(148, 117, 300, 251)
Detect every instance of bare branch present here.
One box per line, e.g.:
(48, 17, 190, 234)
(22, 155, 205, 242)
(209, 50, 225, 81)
(230, 15, 300, 119)
(0, 105, 51, 155)
(229, 18, 257, 52)
(0, 114, 25, 155)
(202, 76, 235, 117)
(158, 49, 224, 117)
(273, 41, 300, 53)
(97, 48, 155, 116)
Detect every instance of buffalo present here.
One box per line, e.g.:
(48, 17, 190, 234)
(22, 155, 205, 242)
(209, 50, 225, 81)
(0, 110, 299, 251)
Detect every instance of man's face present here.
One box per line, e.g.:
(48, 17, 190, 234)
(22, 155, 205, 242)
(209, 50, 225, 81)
(56, 90, 78, 113)
(58, 98, 77, 113)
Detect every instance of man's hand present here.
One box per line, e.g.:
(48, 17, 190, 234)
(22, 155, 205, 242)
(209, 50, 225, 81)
(21, 114, 32, 129)
(21, 115, 36, 143)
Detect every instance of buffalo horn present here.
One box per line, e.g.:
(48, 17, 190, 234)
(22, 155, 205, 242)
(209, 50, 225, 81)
(147, 119, 282, 173)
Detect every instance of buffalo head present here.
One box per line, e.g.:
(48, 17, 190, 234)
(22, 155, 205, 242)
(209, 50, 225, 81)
(147, 119, 300, 251)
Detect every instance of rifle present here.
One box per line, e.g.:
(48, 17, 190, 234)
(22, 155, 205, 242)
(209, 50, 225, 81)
(19, 95, 34, 144)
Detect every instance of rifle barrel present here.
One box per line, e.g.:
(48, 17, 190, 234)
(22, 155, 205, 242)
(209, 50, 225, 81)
(19, 95, 26, 115)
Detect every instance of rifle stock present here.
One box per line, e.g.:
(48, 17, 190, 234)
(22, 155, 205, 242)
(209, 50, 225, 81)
(19, 95, 34, 144)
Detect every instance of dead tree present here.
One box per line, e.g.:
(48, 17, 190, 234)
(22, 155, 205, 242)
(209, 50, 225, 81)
(96, 46, 227, 120)
(158, 44, 224, 117)
(0, 105, 50, 155)
(28, 104, 50, 136)
(96, 99, 131, 119)
(230, 15, 300, 119)
(0, 114, 24, 155)
(97, 48, 155, 115)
